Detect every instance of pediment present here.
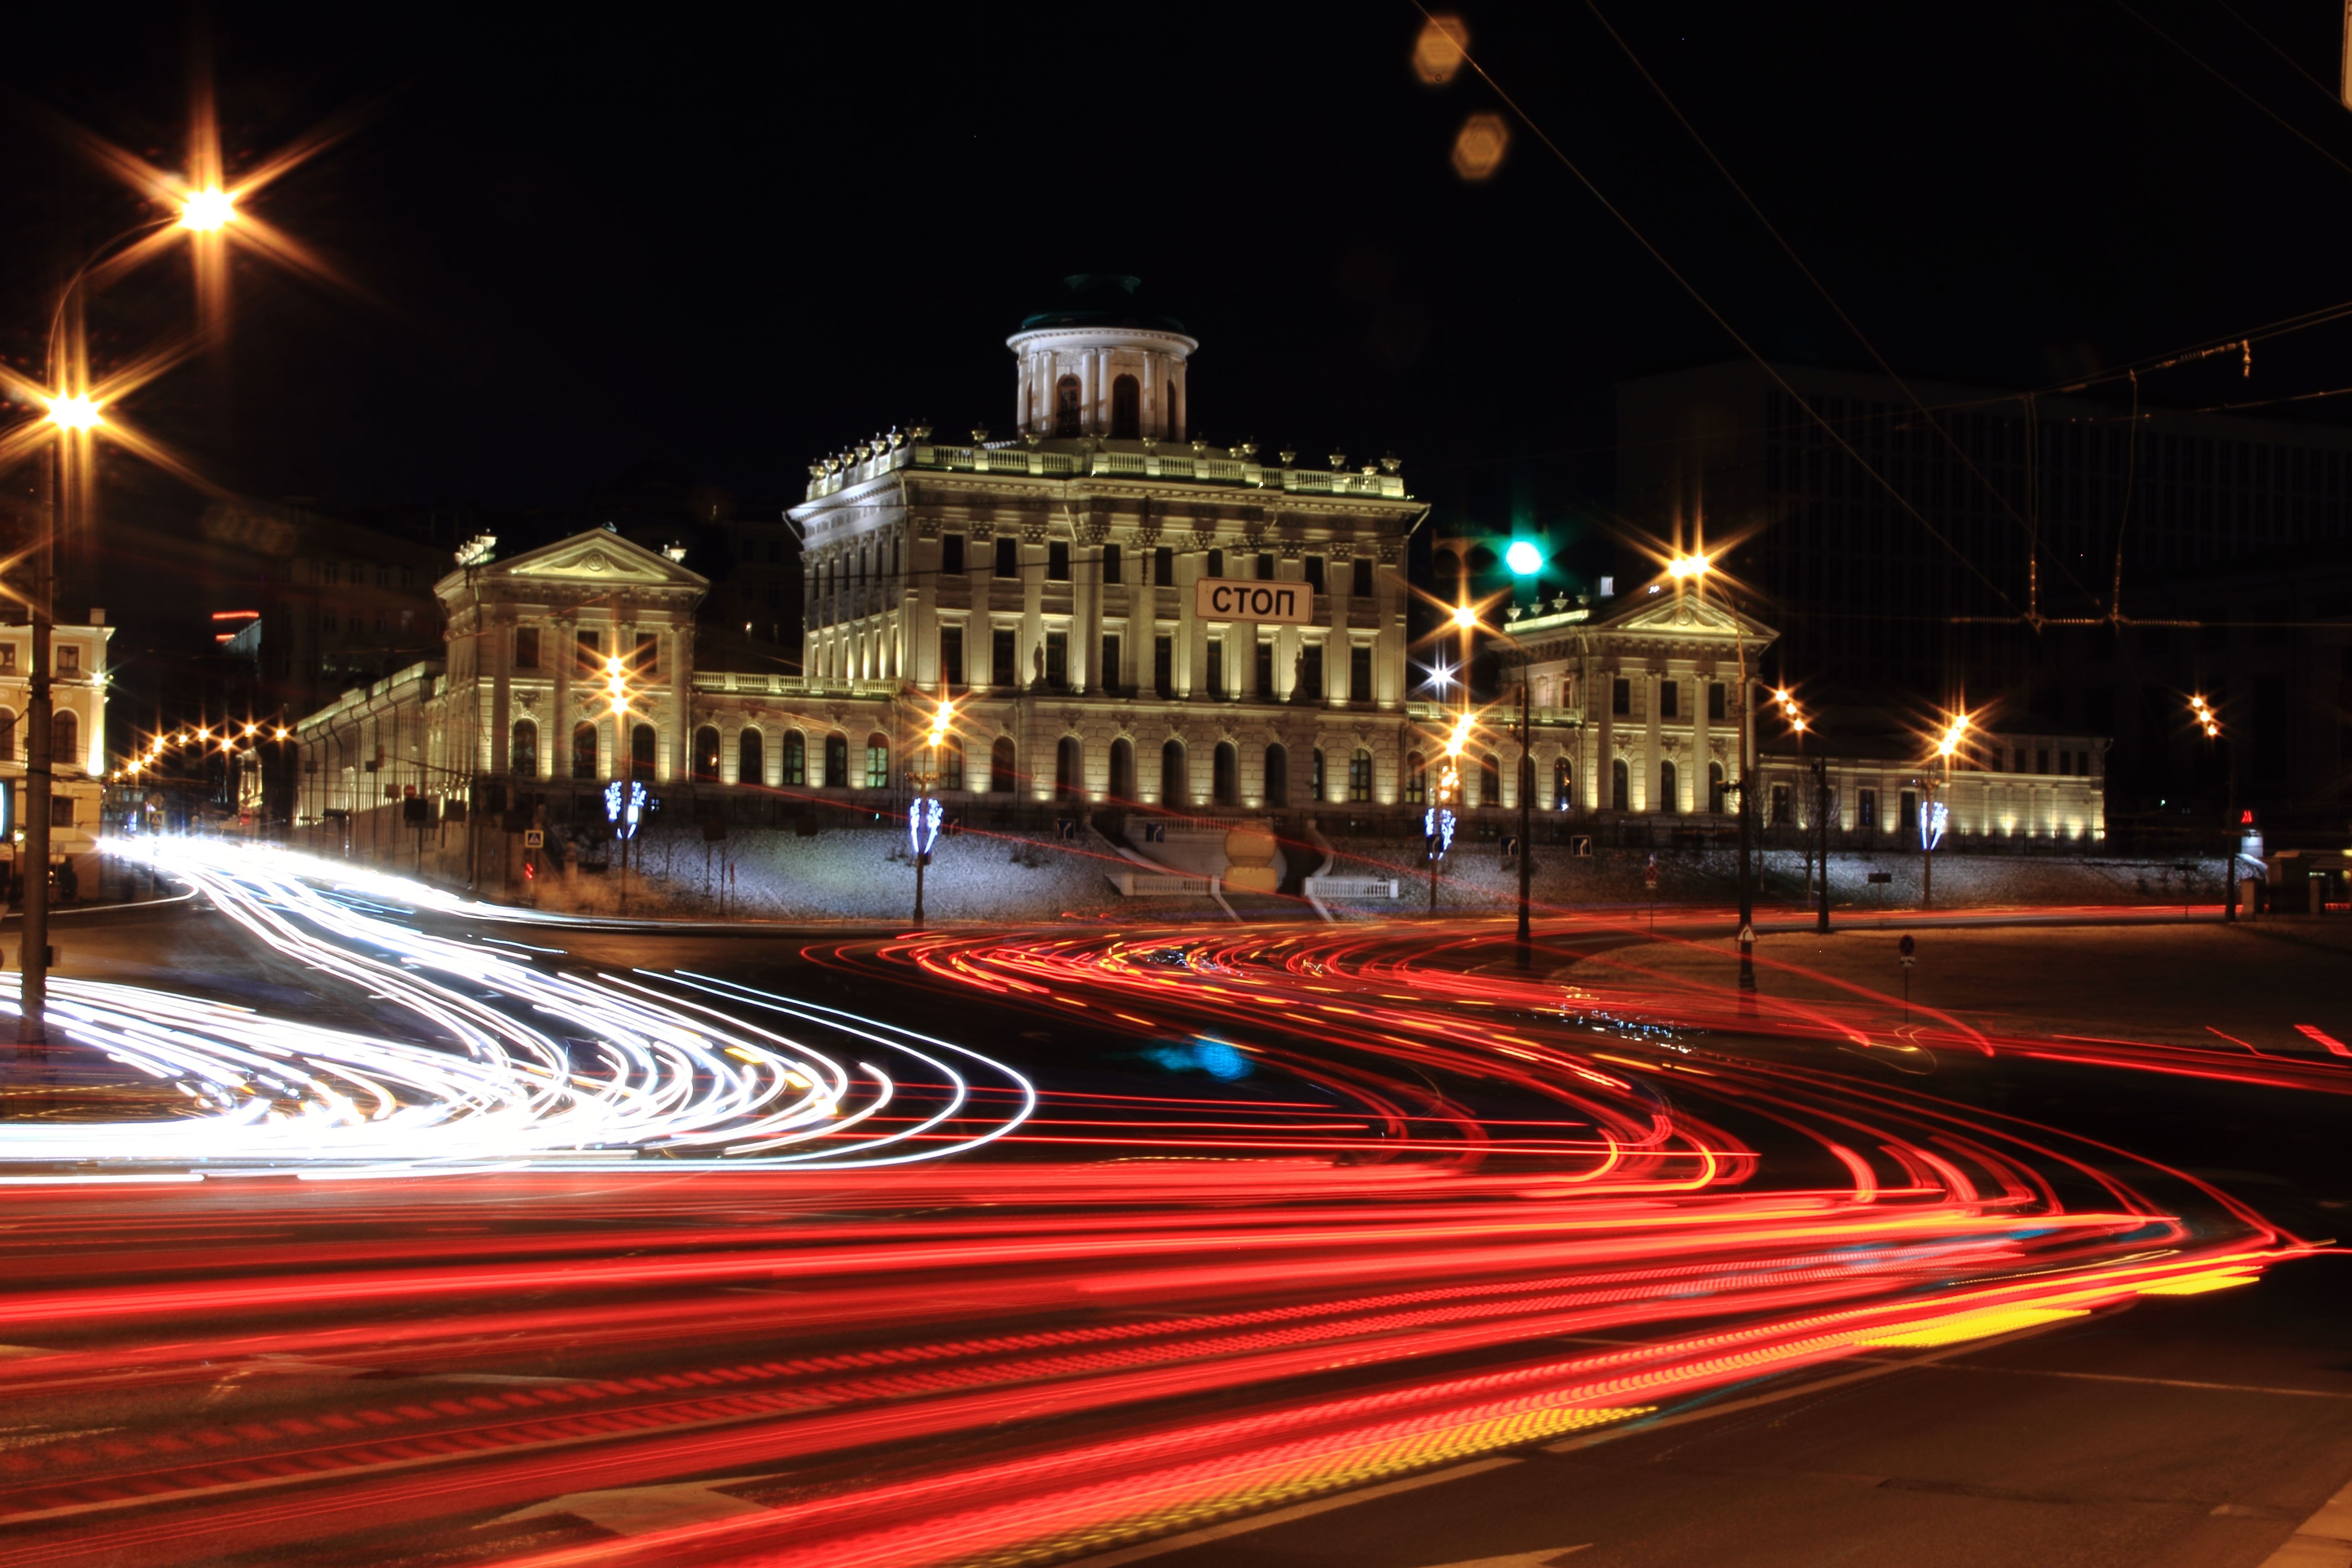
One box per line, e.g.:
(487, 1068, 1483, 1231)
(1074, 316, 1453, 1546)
(1600, 588, 1771, 640)
(476, 529, 709, 590)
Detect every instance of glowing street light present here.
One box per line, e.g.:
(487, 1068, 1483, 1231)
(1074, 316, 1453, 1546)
(178, 186, 235, 232)
(1450, 602, 1479, 630)
(1667, 552, 1711, 580)
(45, 393, 103, 432)
(906, 695, 956, 924)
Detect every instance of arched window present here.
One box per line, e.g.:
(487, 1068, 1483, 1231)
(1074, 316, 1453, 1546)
(940, 735, 964, 791)
(1166, 377, 1181, 440)
(1348, 748, 1373, 803)
(510, 719, 538, 778)
(1161, 739, 1187, 806)
(1212, 742, 1238, 806)
(1611, 757, 1630, 812)
(630, 723, 657, 781)
(1708, 760, 1726, 813)
(1111, 374, 1140, 440)
(1403, 751, 1427, 805)
(51, 709, 77, 772)
(738, 728, 764, 787)
(990, 737, 1017, 793)
(1055, 374, 1081, 438)
(573, 722, 599, 779)
(692, 726, 722, 783)
(1660, 759, 1679, 814)
(1109, 737, 1135, 801)
(1056, 737, 1083, 801)
(824, 733, 849, 788)
(1479, 754, 1500, 808)
(1553, 756, 1574, 810)
(781, 730, 805, 787)
(865, 732, 890, 789)
(0, 708, 16, 763)
(1264, 744, 1288, 807)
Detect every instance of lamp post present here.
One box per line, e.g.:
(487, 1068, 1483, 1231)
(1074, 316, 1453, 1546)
(2192, 696, 2234, 921)
(1669, 552, 1756, 992)
(1516, 661, 1533, 968)
(601, 653, 640, 910)
(1922, 713, 1966, 911)
(906, 696, 954, 924)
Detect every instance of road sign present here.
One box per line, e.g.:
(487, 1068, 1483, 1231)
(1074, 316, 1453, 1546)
(1737, 924, 1754, 944)
(1500, 835, 1518, 860)
(1866, 871, 1893, 885)
(1570, 835, 1593, 857)
(522, 829, 545, 849)
(1643, 853, 1658, 889)
(1192, 577, 1315, 625)
(1898, 933, 1916, 967)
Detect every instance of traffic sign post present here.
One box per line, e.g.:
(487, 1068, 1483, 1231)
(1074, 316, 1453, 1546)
(1644, 852, 1659, 929)
(1898, 934, 1916, 1022)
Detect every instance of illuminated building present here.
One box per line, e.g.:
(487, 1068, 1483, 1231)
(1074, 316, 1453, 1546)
(0, 614, 112, 888)
(286, 282, 1428, 871)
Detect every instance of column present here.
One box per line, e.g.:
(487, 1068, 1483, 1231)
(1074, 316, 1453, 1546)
(1693, 663, 1712, 811)
(670, 619, 692, 781)
(1643, 671, 1661, 812)
(1596, 663, 1614, 810)
(1329, 559, 1351, 703)
(550, 614, 573, 783)
(488, 614, 511, 777)
(1176, 547, 1200, 697)
(1020, 534, 1043, 689)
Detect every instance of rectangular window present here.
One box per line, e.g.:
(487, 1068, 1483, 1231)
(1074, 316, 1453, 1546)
(1207, 548, 1225, 578)
(1154, 634, 1175, 697)
(995, 536, 1019, 578)
(1707, 681, 1727, 720)
(2036, 748, 2050, 775)
(1153, 547, 1175, 587)
(1256, 640, 1276, 700)
(1350, 643, 1373, 702)
(1305, 556, 1326, 593)
(576, 629, 603, 671)
(1612, 678, 1631, 716)
(1257, 552, 1275, 581)
(1770, 784, 1791, 826)
(0, 645, 13, 672)
(50, 796, 74, 828)
(1299, 644, 1324, 701)
(992, 627, 1016, 689)
(55, 645, 79, 676)
(1205, 635, 1223, 698)
(1660, 680, 1680, 719)
(1102, 542, 1122, 582)
(634, 633, 660, 676)
(513, 627, 540, 670)
(1047, 540, 1071, 582)
(1100, 633, 1121, 691)
(1858, 788, 1877, 830)
(1351, 557, 1373, 599)
(1045, 630, 1068, 690)
(939, 625, 965, 688)
(942, 533, 965, 574)
(324, 612, 339, 634)
(1899, 790, 1919, 831)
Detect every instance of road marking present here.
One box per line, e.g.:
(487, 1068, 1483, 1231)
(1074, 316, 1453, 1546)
(2254, 1474, 2352, 1567)
(1927, 1364, 2352, 1400)
(1062, 1458, 1522, 1567)
(491, 1480, 771, 1536)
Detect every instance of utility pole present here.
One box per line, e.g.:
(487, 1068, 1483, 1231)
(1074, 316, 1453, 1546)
(1516, 666, 1532, 969)
(17, 447, 55, 1054)
(1734, 620, 1755, 994)
(1813, 754, 1831, 933)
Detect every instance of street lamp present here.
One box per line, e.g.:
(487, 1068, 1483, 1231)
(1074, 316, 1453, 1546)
(2192, 696, 2238, 921)
(1920, 712, 1966, 910)
(905, 696, 954, 924)
(1669, 552, 1757, 992)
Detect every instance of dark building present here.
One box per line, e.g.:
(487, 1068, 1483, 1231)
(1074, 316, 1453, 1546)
(1617, 361, 2352, 833)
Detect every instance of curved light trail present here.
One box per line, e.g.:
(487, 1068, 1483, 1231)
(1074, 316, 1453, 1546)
(0, 840, 1032, 1176)
(0, 879, 2323, 1568)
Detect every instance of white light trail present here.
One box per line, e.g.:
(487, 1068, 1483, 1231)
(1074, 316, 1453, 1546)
(0, 840, 1032, 1179)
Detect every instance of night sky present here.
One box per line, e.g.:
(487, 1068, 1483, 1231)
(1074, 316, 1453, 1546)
(8, 0, 2352, 557)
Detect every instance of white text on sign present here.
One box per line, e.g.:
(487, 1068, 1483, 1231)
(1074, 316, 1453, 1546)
(1193, 577, 1316, 626)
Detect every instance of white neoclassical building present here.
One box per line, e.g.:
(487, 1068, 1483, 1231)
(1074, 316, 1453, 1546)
(292, 281, 1441, 877)
(0, 614, 111, 884)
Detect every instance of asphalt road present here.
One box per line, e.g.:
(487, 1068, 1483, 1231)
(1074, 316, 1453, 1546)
(0, 864, 2345, 1568)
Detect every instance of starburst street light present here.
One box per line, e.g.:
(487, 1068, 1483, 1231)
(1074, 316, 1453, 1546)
(178, 187, 235, 232)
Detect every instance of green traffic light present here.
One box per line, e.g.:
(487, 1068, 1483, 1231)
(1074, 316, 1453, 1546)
(1505, 540, 1543, 577)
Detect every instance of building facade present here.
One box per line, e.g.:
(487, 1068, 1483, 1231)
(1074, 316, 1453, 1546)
(0, 614, 112, 883)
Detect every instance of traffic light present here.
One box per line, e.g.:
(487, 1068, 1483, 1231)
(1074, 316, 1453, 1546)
(1505, 539, 1544, 577)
